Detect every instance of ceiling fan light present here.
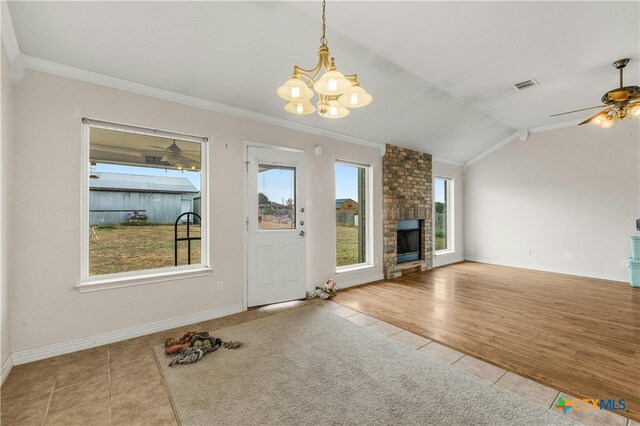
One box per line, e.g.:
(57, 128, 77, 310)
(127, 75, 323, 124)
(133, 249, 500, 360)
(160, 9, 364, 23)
(284, 100, 316, 115)
(598, 115, 613, 128)
(589, 112, 607, 127)
(277, 78, 314, 101)
(338, 85, 373, 108)
(313, 70, 352, 96)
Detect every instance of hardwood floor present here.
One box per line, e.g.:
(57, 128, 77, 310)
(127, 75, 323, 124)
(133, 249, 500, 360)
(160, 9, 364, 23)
(334, 261, 640, 422)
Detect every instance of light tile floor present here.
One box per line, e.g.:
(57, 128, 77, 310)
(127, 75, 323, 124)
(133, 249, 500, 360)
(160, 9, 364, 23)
(0, 298, 634, 425)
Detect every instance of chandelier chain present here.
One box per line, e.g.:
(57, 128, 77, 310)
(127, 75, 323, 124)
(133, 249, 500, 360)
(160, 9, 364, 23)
(320, 0, 327, 46)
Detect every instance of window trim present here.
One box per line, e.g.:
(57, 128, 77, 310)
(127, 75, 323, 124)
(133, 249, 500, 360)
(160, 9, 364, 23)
(433, 176, 454, 255)
(335, 160, 374, 272)
(78, 119, 210, 291)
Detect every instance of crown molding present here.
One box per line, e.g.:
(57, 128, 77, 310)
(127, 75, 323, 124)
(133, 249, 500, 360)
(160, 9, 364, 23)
(1, 1, 25, 83)
(432, 156, 464, 167)
(22, 55, 386, 155)
(464, 132, 519, 167)
(464, 117, 586, 168)
(1, 2, 19, 62)
(529, 118, 583, 134)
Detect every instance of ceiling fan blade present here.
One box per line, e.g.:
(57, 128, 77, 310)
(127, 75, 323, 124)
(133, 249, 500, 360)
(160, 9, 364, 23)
(578, 109, 610, 126)
(149, 145, 167, 150)
(550, 105, 608, 117)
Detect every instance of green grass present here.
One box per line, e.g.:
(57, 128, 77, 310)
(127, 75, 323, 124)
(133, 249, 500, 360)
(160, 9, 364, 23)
(435, 236, 447, 251)
(336, 225, 360, 267)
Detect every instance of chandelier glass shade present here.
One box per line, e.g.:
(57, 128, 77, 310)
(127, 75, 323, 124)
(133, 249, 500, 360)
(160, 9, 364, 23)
(284, 101, 316, 115)
(277, 0, 372, 119)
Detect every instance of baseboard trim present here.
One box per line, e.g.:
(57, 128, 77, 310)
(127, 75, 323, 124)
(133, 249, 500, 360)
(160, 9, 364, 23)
(338, 273, 384, 289)
(12, 303, 244, 366)
(464, 257, 628, 283)
(1, 354, 14, 385)
(434, 255, 465, 269)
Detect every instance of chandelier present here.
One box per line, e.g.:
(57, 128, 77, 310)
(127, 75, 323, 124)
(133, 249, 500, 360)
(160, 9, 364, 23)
(276, 0, 372, 119)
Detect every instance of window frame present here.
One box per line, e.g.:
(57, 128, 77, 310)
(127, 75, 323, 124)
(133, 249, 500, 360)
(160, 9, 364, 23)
(78, 119, 211, 292)
(334, 160, 374, 273)
(433, 176, 455, 255)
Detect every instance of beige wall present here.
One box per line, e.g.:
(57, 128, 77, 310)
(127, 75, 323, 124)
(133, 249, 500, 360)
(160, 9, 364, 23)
(465, 121, 639, 282)
(1, 46, 13, 367)
(432, 161, 464, 267)
(10, 69, 383, 354)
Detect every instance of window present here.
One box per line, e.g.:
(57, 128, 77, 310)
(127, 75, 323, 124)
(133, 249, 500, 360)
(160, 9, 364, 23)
(82, 119, 207, 281)
(335, 162, 370, 269)
(257, 165, 296, 230)
(434, 177, 453, 252)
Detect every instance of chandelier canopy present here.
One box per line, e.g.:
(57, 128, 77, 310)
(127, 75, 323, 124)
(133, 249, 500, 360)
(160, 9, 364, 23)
(277, 0, 372, 119)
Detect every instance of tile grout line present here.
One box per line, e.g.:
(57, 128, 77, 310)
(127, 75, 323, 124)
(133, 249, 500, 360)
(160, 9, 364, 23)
(547, 391, 561, 410)
(494, 369, 509, 385)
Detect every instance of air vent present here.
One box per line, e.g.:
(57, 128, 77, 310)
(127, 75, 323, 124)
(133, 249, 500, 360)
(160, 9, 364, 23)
(513, 78, 539, 91)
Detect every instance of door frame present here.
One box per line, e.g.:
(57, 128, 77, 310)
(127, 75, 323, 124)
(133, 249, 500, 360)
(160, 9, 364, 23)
(242, 140, 306, 310)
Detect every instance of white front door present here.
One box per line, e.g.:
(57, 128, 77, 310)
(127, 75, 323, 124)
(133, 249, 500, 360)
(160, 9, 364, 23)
(247, 146, 306, 307)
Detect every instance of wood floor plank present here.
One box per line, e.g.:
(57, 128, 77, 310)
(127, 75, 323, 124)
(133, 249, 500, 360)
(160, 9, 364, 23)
(334, 261, 640, 422)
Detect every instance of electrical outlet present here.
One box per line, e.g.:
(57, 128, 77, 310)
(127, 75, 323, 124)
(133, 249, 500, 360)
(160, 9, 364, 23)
(216, 281, 223, 291)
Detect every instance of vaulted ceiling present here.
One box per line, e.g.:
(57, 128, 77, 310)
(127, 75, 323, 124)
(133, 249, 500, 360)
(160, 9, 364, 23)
(7, 1, 640, 162)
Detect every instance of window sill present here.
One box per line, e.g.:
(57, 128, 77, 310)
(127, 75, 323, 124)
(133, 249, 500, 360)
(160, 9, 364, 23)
(435, 250, 456, 256)
(336, 263, 375, 274)
(77, 266, 213, 293)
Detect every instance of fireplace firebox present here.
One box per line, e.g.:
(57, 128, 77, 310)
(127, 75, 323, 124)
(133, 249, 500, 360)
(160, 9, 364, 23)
(397, 219, 421, 263)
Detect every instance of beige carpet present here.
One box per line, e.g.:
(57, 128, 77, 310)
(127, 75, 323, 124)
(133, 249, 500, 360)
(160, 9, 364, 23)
(155, 306, 577, 426)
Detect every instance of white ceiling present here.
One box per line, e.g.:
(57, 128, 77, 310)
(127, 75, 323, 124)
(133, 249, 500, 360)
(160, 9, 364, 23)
(8, 1, 640, 163)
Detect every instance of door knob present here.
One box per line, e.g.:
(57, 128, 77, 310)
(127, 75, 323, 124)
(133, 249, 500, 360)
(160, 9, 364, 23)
(299, 231, 306, 237)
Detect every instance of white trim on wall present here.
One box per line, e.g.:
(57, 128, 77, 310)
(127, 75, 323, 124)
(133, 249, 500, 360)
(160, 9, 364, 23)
(464, 117, 588, 168)
(1, 354, 13, 385)
(465, 257, 627, 283)
(12, 303, 243, 365)
(465, 132, 519, 167)
(528, 119, 585, 134)
(432, 156, 464, 167)
(1, 2, 20, 62)
(336, 272, 384, 290)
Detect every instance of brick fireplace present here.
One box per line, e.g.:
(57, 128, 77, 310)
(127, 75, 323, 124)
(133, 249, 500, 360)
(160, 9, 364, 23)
(383, 144, 433, 279)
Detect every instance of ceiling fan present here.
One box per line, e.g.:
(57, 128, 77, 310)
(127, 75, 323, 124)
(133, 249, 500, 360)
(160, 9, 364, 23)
(149, 140, 201, 169)
(551, 58, 640, 128)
